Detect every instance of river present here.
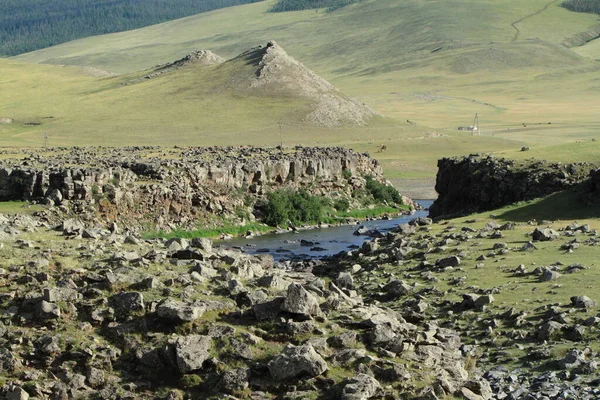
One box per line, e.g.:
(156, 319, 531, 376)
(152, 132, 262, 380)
(218, 200, 433, 261)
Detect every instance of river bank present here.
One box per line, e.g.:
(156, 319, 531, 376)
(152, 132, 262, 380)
(218, 200, 432, 260)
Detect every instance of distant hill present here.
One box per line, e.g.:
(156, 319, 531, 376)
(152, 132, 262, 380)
(0, 0, 263, 57)
(5, 0, 600, 189)
(0, 41, 381, 148)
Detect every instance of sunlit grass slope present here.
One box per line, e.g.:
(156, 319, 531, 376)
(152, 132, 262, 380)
(3, 0, 600, 197)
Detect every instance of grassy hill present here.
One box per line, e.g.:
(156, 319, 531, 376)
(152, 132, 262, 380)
(5, 0, 600, 197)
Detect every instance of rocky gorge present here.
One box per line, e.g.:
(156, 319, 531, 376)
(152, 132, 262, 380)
(0, 146, 401, 232)
(0, 147, 599, 399)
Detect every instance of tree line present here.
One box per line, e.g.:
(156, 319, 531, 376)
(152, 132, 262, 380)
(269, 0, 361, 13)
(562, 0, 600, 14)
(0, 0, 263, 57)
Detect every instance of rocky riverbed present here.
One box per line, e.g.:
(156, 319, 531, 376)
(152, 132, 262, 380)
(0, 199, 599, 399)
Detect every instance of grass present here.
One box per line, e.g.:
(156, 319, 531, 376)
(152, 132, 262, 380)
(0, 201, 43, 214)
(332, 205, 406, 219)
(0, 0, 598, 195)
(144, 222, 274, 239)
(420, 193, 600, 314)
(495, 189, 600, 221)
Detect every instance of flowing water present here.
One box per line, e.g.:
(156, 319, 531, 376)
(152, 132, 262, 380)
(218, 200, 433, 260)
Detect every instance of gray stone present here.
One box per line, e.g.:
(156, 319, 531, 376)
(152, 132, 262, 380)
(220, 368, 250, 392)
(61, 219, 84, 235)
(109, 292, 144, 315)
(540, 269, 561, 282)
(463, 380, 493, 400)
(268, 344, 328, 381)
(335, 272, 354, 289)
(384, 280, 412, 298)
(6, 386, 29, 400)
(436, 256, 461, 268)
(520, 241, 537, 251)
(538, 321, 563, 341)
(44, 287, 81, 302)
(570, 295, 596, 308)
(37, 300, 61, 319)
(341, 374, 382, 400)
(174, 335, 212, 373)
(253, 297, 284, 321)
(157, 299, 206, 323)
(191, 237, 213, 252)
(86, 367, 106, 388)
(281, 283, 321, 317)
(258, 274, 290, 291)
(532, 228, 560, 241)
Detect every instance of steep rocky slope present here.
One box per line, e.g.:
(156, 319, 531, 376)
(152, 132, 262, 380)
(0, 146, 394, 230)
(429, 155, 595, 219)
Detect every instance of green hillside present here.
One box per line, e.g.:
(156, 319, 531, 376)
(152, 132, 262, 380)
(5, 0, 600, 197)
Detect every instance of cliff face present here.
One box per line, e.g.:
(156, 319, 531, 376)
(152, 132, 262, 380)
(0, 146, 385, 227)
(429, 155, 593, 219)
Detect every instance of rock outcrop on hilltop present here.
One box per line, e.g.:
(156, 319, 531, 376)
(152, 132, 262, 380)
(0, 146, 397, 229)
(229, 40, 378, 126)
(143, 50, 225, 79)
(429, 155, 594, 219)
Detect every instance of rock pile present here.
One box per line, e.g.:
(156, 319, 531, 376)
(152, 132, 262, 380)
(0, 211, 484, 400)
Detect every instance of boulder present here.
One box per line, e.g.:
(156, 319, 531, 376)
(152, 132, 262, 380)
(220, 368, 250, 392)
(539, 269, 561, 282)
(44, 287, 81, 302)
(341, 374, 382, 400)
(570, 295, 596, 308)
(157, 300, 206, 323)
(268, 344, 328, 381)
(6, 386, 29, 400)
(109, 292, 144, 316)
(532, 228, 559, 241)
(253, 297, 284, 321)
(538, 321, 563, 341)
(174, 335, 212, 373)
(436, 256, 461, 268)
(281, 283, 321, 317)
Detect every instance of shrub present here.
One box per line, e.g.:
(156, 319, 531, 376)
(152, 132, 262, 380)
(263, 190, 324, 227)
(333, 198, 350, 212)
(365, 176, 403, 205)
(180, 374, 203, 389)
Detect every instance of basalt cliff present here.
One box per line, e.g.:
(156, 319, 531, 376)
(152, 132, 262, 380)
(0, 146, 396, 230)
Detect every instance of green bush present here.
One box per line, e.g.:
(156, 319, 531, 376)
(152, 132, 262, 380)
(263, 190, 324, 227)
(333, 198, 350, 212)
(180, 374, 203, 389)
(365, 176, 403, 205)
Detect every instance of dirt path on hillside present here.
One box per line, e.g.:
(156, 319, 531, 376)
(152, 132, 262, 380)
(511, 0, 561, 42)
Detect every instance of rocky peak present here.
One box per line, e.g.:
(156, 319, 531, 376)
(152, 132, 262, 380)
(232, 41, 377, 127)
(142, 49, 224, 80)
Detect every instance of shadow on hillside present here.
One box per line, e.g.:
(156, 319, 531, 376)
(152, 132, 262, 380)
(496, 189, 600, 222)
